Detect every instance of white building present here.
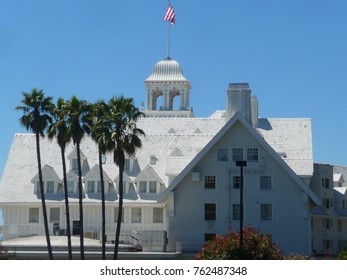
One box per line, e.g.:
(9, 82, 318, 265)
(0, 57, 327, 255)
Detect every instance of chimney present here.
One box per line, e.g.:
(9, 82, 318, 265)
(226, 83, 252, 124)
(251, 95, 259, 126)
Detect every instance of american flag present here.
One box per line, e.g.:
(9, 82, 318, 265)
(163, 5, 175, 25)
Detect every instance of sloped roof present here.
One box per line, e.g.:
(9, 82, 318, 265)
(159, 113, 320, 205)
(0, 113, 315, 204)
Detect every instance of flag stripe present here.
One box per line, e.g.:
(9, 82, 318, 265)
(164, 5, 175, 24)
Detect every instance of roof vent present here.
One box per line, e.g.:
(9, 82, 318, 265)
(149, 155, 157, 165)
(194, 128, 202, 134)
(167, 128, 176, 134)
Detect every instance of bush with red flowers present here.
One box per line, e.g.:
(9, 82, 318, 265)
(196, 227, 283, 260)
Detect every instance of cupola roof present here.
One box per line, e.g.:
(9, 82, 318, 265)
(145, 58, 190, 86)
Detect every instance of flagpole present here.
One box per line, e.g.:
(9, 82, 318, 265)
(168, 22, 171, 59)
(168, 0, 171, 59)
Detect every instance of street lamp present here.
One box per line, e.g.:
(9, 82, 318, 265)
(236, 160, 247, 259)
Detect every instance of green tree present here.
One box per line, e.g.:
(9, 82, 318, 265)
(196, 227, 283, 260)
(15, 88, 54, 260)
(64, 96, 93, 260)
(47, 98, 73, 259)
(90, 100, 113, 260)
(108, 96, 144, 260)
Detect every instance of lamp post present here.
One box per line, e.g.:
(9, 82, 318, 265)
(236, 160, 247, 259)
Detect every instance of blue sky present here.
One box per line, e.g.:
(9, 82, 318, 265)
(0, 0, 347, 200)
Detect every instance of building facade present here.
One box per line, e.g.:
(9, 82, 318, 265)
(1, 56, 344, 256)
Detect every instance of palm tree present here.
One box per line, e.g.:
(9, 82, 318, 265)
(15, 88, 54, 260)
(64, 96, 93, 260)
(47, 98, 73, 260)
(90, 100, 113, 260)
(108, 96, 145, 260)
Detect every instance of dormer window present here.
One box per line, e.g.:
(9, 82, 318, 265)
(71, 158, 78, 173)
(87, 181, 96, 193)
(125, 159, 130, 171)
(149, 181, 157, 193)
(67, 181, 74, 193)
(47, 181, 55, 193)
(139, 181, 147, 193)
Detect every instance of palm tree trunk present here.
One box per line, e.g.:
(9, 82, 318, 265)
(36, 132, 53, 260)
(60, 145, 72, 260)
(76, 143, 85, 259)
(114, 149, 125, 260)
(98, 150, 106, 260)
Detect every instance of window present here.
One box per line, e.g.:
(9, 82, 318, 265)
(217, 148, 229, 162)
(29, 208, 39, 223)
(153, 208, 163, 223)
(260, 176, 272, 190)
(204, 203, 216, 221)
(125, 159, 130, 171)
(233, 176, 241, 189)
(324, 219, 333, 229)
(322, 178, 329, 189)
(149, 181, 157, 193)
(36, 181, 41, 193)
(71, 158, 78, 173)
(97, 181, 102, 193)
(139, 181, 147, 193)
(205, 175, 216, 189)
(338, 220, 342, 232)
(131, 207, 142, 223)
(47, 181, 55, 193)
(232, 148, 244, 161)
(87, 181, 95, 193)
(50, 208, 60, 223)
(232, 204, 240, 220)
(324, 239, 333, 250)
(247, 148, 258, 162)
(67, 181, 74, 193)
(260, 204, 272, 221)
(114, 207, 124, 223)
(204, 233, 216, 242)
(323, 198, 333, 209)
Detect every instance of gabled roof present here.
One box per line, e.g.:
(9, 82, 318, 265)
(133, 165, 164, 185)
(159, 112, 321, 205)
(83, 164, 113, 183)
(31, 164, 62, 184)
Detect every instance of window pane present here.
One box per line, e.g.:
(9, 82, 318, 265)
(153, 208, 163, 223)
(232, 204, 240, 220)
(29, 208, 39, 223)
(139, 181, 147, 193)
(114, 207, 124, 223)
(260, 176, 272, 190)
(72, 158, 78, 173)
(205, 175, 216, 189)
(131, 207, 142, 223)
(149, 181, 157, 193)
(247, 148, 259, 162)
(47, 181, 54, 193)
(260, 204, 272, 221)
(204, 203, 216, 221)
(67, 181, 74, 193)
(87, 181, 95, 193)
(232, 148, 244, 161)
(50, 208, 60, 223)
(217, 148, 228, 162)
(233, 176, 241, 189)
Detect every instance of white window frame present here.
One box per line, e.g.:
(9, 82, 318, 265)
(50, 208, 60, 223)
(260, 203, 272, 221)
(149, 181, 157, 193)
(67, 181, 74, 193)
(232, 204, 240, 221)
(139, 181, 147, 193)
(29, 208, 39, 223)
(153, 208, 163, 223)
(233, 176, 241, 189)
(217, 148, 229, 162)
(47, 181, 55, 193)
(204, 203, 216, 221)
(114, 207, 124, 223)
(204, 175, 216, 189)
(87, 181, 95, 193)
(247, 148, 259, 162)
(131, 207, 142, 223)
(260, 176, 272, 190)
(232, 148, 244, 161)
